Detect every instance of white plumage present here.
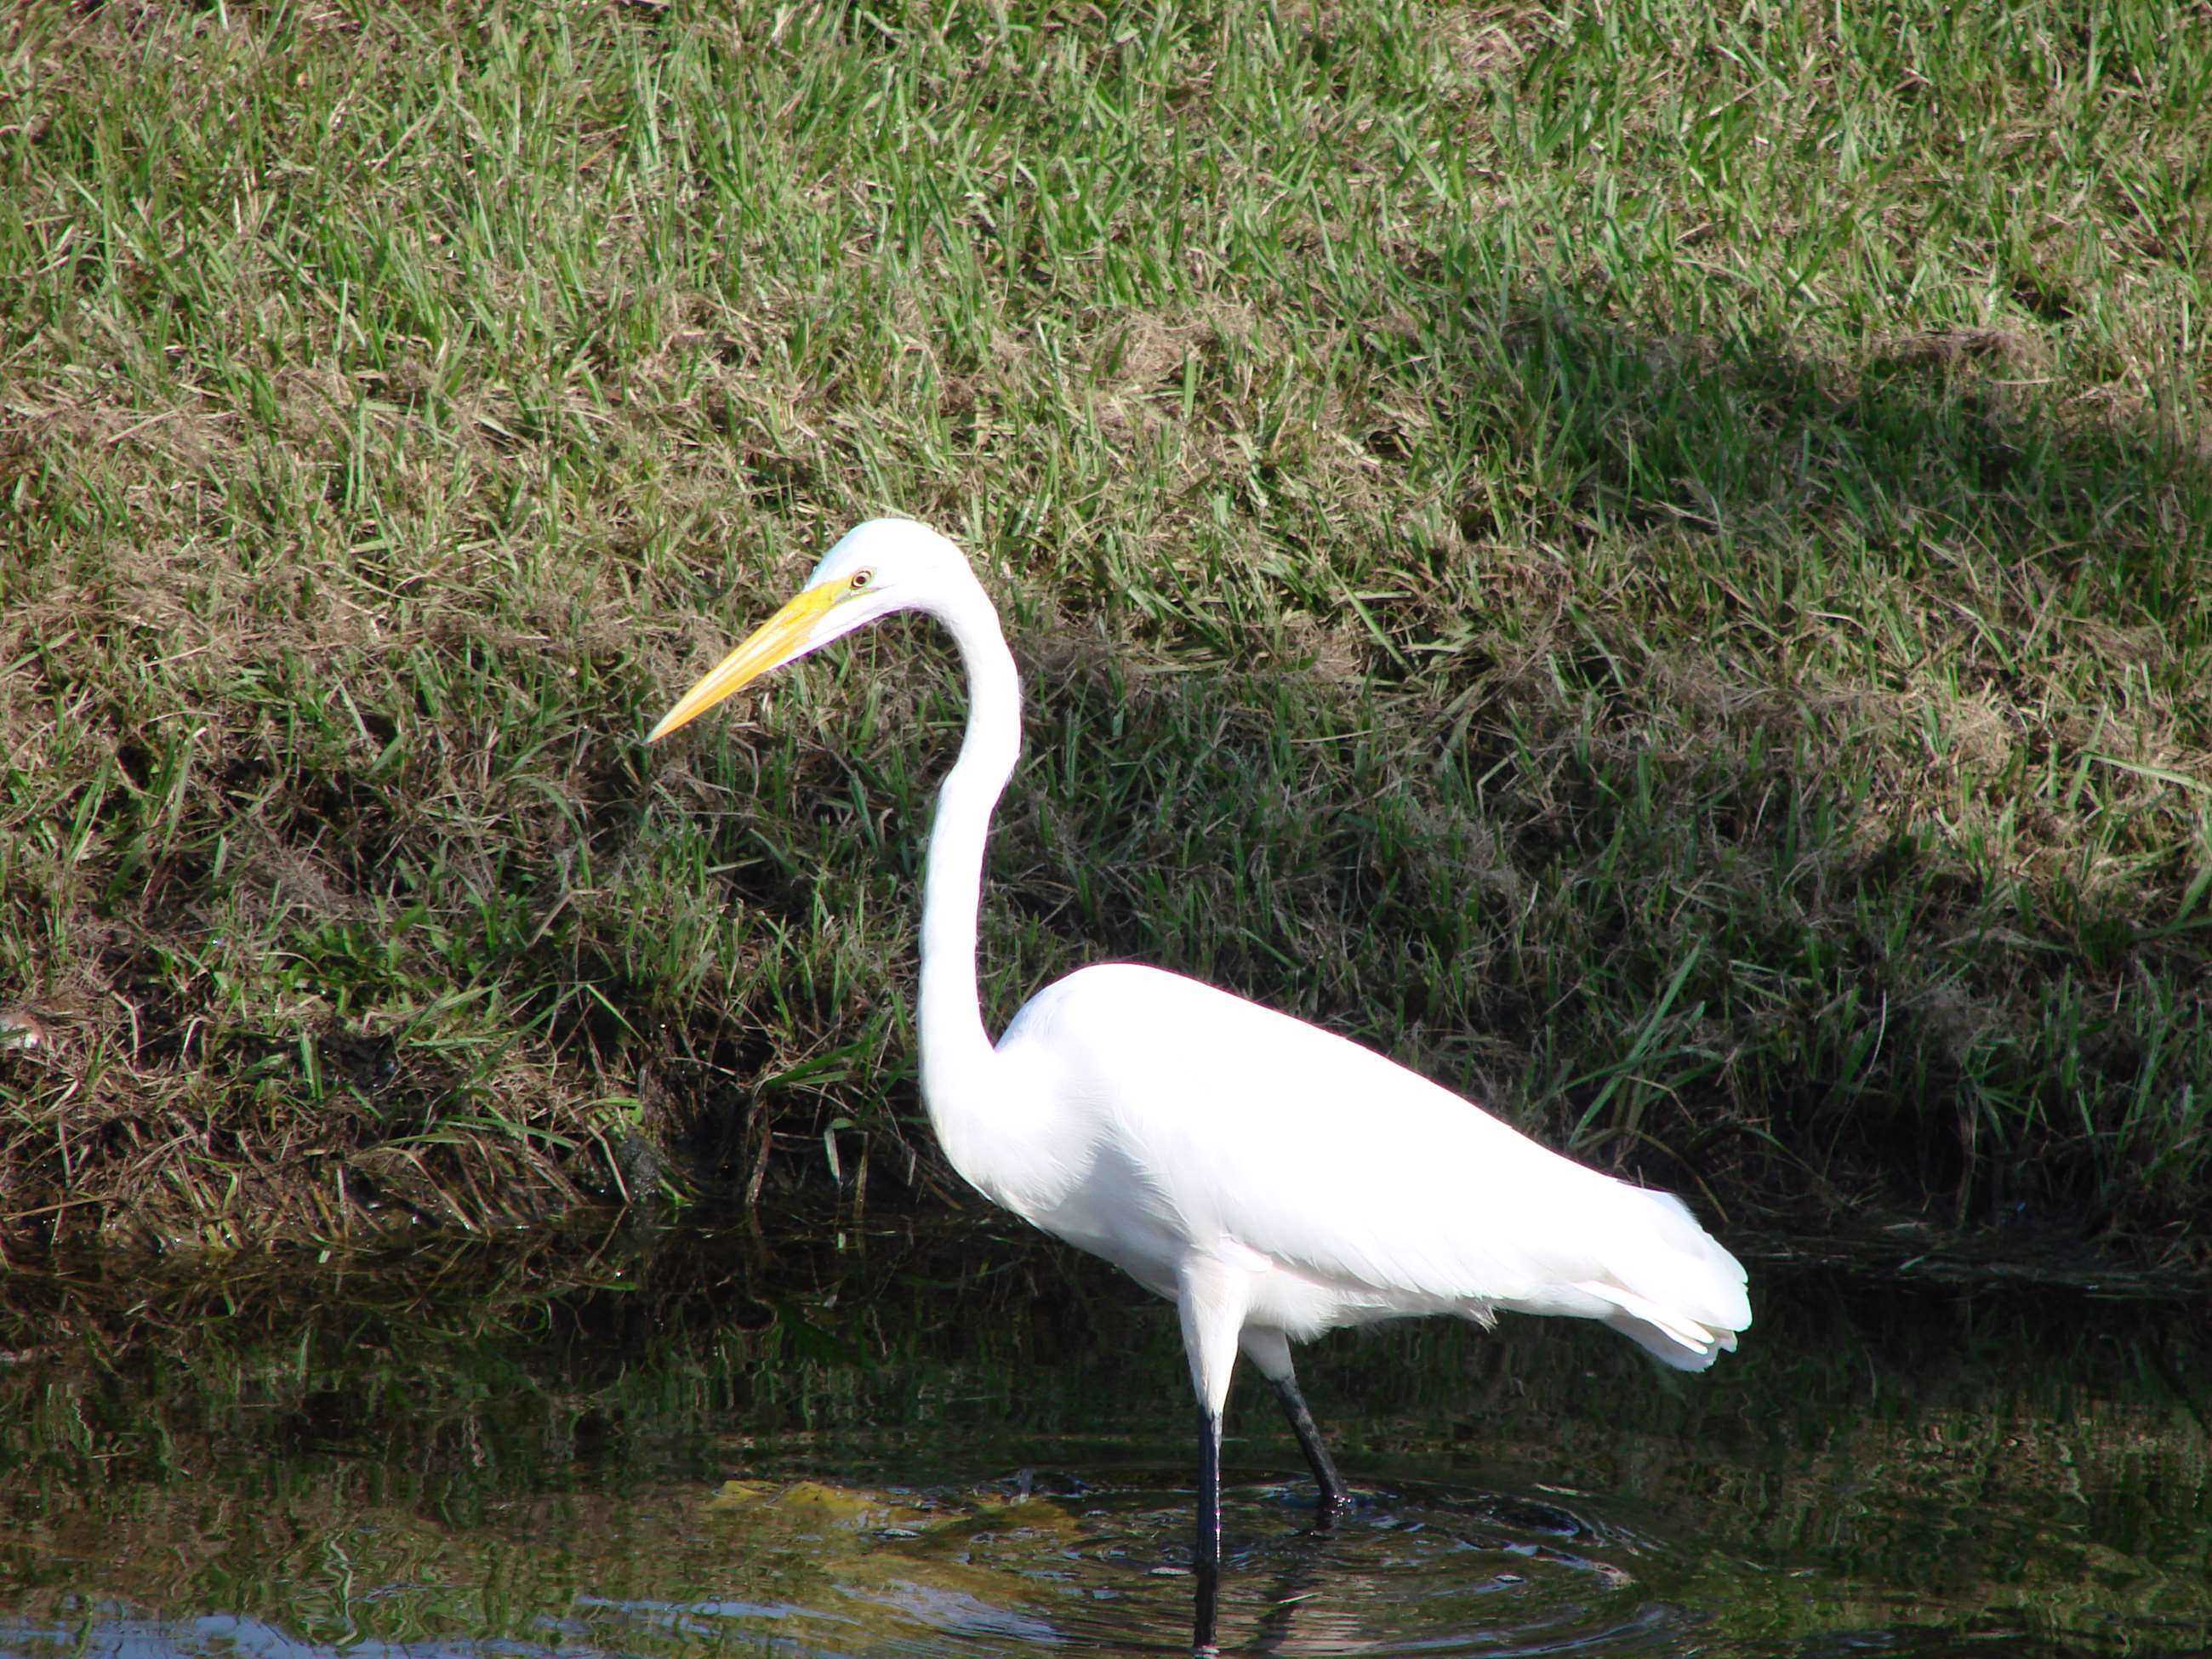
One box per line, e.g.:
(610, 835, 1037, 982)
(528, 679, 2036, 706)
(995, 964, 1747, 1368)
(651, 518, 1750, 1649)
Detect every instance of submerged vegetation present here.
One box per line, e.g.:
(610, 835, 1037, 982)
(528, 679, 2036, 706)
(1, 1, 2207, 1249)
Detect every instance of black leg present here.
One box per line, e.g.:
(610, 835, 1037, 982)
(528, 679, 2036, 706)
(1268, 1373, 1348, 1516)
(1194, 1405, 1222, 1653)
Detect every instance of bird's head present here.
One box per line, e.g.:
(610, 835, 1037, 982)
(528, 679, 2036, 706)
(648, 518, 973, 743)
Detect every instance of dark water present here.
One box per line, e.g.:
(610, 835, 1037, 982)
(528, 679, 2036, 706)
(1, 1206, 2207, 1658)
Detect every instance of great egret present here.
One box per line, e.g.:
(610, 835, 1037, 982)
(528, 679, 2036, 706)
(651, 519, 1751, 1650)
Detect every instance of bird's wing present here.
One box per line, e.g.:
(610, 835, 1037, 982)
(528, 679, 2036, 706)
(999, 964, 1749, 1365)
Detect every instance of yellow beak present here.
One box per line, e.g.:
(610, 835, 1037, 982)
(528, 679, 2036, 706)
(647, 583, 844, 744)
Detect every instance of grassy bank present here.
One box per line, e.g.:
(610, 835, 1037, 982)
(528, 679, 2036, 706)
(2, 0, 2207, 1251)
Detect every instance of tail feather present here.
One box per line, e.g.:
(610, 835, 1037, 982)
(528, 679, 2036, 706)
(1580, 1183, 1753, 1369)
(1587, 1284, 1741, 1371)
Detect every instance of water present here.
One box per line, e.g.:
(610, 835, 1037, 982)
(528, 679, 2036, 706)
(1, 1206, 2206, 1657)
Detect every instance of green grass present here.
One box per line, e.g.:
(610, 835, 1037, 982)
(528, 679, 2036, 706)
(1, 0, 2206, 1250)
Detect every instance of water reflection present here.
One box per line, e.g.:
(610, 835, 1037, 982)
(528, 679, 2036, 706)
(0, 1208, 2206, 1657)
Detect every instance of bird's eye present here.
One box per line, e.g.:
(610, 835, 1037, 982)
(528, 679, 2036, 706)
(849, 570, 873, 590)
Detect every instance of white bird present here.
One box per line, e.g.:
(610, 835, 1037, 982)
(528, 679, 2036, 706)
(650, 519, 1751, 1650)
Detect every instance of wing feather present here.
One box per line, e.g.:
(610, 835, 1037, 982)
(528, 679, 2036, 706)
(997, 964, 1750, 1363)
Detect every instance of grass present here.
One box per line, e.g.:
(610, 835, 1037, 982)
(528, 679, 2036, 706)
(1, 0, 2207, 1251)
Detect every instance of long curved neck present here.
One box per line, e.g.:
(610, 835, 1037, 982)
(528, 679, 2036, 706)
(916, 583, 1022, 1109)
